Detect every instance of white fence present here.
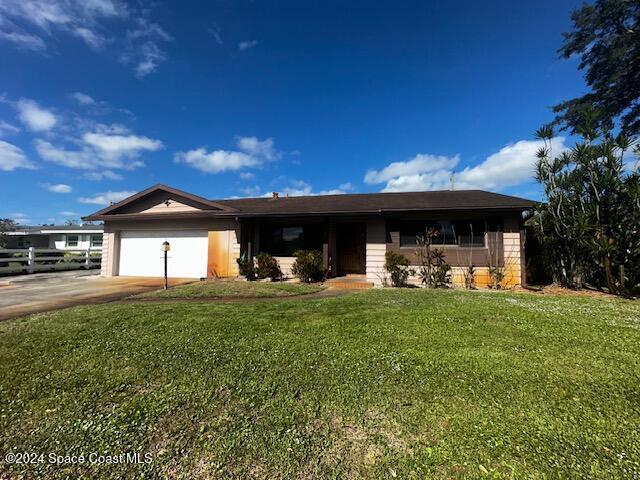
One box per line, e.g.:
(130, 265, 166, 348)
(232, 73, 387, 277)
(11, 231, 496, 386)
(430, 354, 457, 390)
(0, 247, 102, 274)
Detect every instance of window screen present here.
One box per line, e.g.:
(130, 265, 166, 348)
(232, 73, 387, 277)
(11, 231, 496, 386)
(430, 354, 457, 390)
(399, 220, 485, 247)
(259, 224, 323, 256)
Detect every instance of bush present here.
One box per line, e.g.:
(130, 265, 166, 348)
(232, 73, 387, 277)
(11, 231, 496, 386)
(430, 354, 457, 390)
(384, 251, 414, 287)
(291, 249, 325, 283)
(236, 252, 256, 280)
(255, 253, 282, 280)
(415, 235, 452, 288)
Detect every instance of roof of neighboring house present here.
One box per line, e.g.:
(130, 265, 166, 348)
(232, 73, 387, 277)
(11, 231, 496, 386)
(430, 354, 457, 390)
(83, 184, 537, 221)
(7, 225, 104, 235)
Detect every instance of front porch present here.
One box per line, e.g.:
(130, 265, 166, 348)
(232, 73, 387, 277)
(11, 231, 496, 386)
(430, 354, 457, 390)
(239, 217, 385, 284)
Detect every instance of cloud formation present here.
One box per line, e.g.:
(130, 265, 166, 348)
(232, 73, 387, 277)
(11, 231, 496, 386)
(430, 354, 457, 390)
(0, 120, 20, 136)
(120, 18, 173, 78)
(0, 140, 35, 171)
(239, 179, 354, 198)
(0, 1, 171, 78)
(78, 190, 136, 206)
(238, 40, 257, 51)
(45, 183, 72, 193)
(35, 127, 163, 171)
(364, 154, 460, 185)
(365, 138, 568, 192)
(175, 136, 280, 174)
(16, 98, 57, 131)
(0, 0, 126, 51)
(70, 92, 96, 105)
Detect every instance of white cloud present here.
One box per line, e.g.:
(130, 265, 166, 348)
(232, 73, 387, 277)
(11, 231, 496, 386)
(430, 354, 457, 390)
(365, 138, 568, 193)
(240, 185, 262, 196)
(45, 183, 72, 193)
(16, 98, 57, 131)
(0, 140, 35, 171)
(84, 170, 123, 181)
(455, 138, 567, 190)
(120, 18, 173, 78)
(35, 139, 94, 169)
(239, 171, 255, 180)
(59, 210, 79, 216)
(0, 1, 171, 78)
(381, 170, 456, 193)
(0, 29, 46, 51)
(7, 212, 31, 225)
(72, 26, 106, 49)
(236, 136, 280, 160)
(241, 180, 352, 198)
(364, 154, 460, 185)
(238, 40, 257, 51)
(35, 128, 162, 171)
(0, 120, 20, 136)
(175, 136, 281, 174)
(175, 148, 258, 174)
(70, 92, 96, 105)
(83, 132, 163, 162)
(208, 25, 223, 45)
(78, 190, 136, 206)
(0, 0, 126, 51)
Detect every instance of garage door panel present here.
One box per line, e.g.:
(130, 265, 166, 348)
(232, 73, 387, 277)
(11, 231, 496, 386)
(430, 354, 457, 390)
(118, 230, 207, 278)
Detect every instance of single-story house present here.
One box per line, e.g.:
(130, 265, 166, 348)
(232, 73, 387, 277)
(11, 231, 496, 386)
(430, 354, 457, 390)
(83, 184, 536, 287)
(5, 225, 104, 251)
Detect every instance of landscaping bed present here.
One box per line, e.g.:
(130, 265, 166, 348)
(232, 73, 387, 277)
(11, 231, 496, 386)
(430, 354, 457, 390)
(0, 289, 638, 479)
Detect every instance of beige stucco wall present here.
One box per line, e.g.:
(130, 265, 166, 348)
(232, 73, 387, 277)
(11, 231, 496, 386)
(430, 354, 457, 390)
(365, 219, 387, 286)
(274, 256, 296, 278)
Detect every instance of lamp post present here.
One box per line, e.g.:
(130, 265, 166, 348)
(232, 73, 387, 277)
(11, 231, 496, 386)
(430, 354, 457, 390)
(161, 241, 170, 289)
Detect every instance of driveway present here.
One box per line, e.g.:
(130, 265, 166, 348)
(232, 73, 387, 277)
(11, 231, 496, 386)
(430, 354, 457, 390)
(0, 270, 195, 321)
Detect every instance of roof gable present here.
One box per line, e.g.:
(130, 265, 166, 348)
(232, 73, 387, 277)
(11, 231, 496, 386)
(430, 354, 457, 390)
(88, 184, 238, 217)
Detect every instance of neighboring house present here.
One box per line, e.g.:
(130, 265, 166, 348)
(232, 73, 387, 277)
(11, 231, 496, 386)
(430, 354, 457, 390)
(83, 184, 535, 287)
(4, 225, 104, 251)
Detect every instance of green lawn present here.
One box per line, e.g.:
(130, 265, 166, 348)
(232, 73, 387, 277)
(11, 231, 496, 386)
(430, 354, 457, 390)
(0, 289, 639, 479)
(133, 279, 325, 299)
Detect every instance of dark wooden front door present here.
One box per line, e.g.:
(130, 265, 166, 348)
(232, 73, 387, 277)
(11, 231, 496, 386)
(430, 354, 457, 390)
(337, 223, 366, 275)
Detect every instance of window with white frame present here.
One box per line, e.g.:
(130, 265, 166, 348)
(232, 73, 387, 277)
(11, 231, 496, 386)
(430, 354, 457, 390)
(91, 234, 103, 247)
(66, 234, 79, 247)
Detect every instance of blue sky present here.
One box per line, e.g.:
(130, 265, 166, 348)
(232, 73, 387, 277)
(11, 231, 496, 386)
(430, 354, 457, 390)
(0, 0, 586, 225)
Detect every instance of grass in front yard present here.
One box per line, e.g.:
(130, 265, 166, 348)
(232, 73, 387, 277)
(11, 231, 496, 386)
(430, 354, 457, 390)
(1, 289, 639, 479)
(133, 279, 325, 299)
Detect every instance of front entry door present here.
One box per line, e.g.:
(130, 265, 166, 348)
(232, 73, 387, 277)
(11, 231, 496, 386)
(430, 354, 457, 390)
(337, 223, 366, 276)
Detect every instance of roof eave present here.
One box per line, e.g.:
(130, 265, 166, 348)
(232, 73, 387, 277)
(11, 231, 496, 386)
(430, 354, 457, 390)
(85, 204, 534, 222)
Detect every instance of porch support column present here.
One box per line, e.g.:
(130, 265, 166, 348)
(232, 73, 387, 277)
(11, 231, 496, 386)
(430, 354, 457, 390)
(322, 217, 329, 275)
(365, 219, 386, 286)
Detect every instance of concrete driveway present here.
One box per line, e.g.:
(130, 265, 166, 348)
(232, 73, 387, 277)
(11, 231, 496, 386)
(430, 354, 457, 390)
(0, 270, 195, 321)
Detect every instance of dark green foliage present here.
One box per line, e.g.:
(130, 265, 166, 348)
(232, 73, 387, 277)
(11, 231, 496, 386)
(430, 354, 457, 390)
(236, 252, 256, 280)
(384, 250, 413, 287)
(255, 252, 282, 280)
(463, 265, 476, 289)
(0, 219, 17, 248)
(291, 249, 325, 283)
(529, 124, 640, 294)
(415, 229, 452, 288)
(554, 0, 640, 135)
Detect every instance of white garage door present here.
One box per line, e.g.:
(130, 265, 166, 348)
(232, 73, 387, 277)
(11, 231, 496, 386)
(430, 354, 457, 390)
(118, 230, 208, 278)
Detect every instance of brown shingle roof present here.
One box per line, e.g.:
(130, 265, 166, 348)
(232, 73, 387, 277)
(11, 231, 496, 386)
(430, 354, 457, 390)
(215, 190, 536, 216)
(83, 185, 536, 221)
